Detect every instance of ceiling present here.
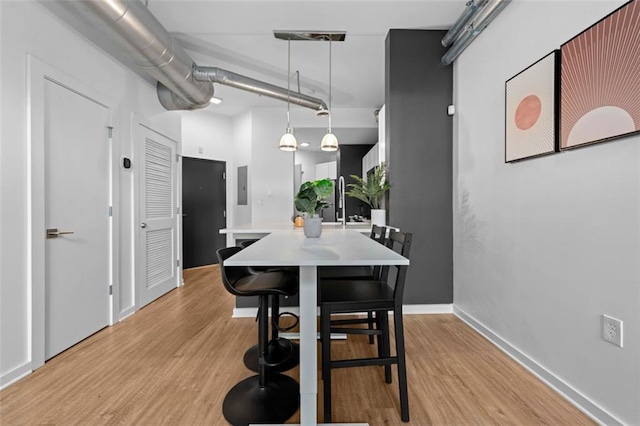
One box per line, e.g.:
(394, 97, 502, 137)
(146, 0, 465, 117)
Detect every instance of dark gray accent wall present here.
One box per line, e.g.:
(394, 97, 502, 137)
(385, 30, 453, 304)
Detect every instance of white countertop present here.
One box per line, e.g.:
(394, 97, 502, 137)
(224, 228, 408, 267)
(220, 221, 390, 234)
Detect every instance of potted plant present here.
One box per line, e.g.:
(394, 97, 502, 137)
(345, 162, 390, 226)
(295, 178, 334, 237)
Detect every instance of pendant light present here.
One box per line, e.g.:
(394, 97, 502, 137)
(279, 38, 298, 151)
(321, 37, 338, 151)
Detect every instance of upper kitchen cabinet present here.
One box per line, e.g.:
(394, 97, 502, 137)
(362, 105, 386, 176)
(315, 161, 337, 180)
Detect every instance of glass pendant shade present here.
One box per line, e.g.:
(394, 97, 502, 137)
(279, 129, 298, 151)
(320, 131, 338, 151)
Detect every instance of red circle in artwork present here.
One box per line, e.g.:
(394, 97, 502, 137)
(515, 95, 542, 130)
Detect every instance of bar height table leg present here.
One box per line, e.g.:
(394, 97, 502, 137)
(298, 265, 317, 425)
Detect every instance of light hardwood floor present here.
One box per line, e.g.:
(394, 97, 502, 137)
(0, 265, 593, 425)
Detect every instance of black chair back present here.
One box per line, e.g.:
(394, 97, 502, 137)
(239, 239, 260, 248)
(370, 225, 386, 243)
(380, 230, 412, 307)
(370, 225, 387, 279)
(216, 246, 255, 296)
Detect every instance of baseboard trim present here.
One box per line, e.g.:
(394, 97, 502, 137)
(119, 306, 136, 321)
(453, 306, 623, 426)
(233, 304, 453, 318)
(403, 304, 452, 314)
(1, 362, 32, 391)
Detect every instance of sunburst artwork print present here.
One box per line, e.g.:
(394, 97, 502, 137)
(560, 0, 640, 149)
(505, 51, 559, 162)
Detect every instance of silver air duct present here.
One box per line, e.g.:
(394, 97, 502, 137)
(59, 0, 213, 110)
(59, 0, 328, 113)
(442, 0, 511, 65)
(193, 67, 328, 113)
(441, 0, 487, 47)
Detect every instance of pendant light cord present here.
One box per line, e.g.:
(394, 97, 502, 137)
(328, 37, 332, 132)
(286, 38, 291, 129)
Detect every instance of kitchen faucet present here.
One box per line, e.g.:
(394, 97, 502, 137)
(337, 175, 346, 226)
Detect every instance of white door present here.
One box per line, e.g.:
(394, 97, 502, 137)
(44, 79, 111, 360)
(138, 125, 178, 308)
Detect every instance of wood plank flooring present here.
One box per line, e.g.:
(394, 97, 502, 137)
(0, 265, 593, 425)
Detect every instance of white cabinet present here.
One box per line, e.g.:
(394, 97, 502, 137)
(316, 161, 337, 180)
(362, 104, 386, 177)
(362, 143, 379, 176)
(377, 105, 386, 164)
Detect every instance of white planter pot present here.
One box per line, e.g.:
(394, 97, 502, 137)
(303, 215, 323, 238)
(370, 209, 386, 226)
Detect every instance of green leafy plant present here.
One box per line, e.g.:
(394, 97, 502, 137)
(346, 163, 390, 209)
(295, 178, 334, 216)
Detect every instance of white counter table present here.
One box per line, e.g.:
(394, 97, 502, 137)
(220, 221, 389, 247)
(224, 228, 409, 425)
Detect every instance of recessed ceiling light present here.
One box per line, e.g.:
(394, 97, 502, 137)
(210, 96, 223, 105)
(300, 142, 310, 147)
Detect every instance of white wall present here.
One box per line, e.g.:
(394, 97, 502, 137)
(295, 150, 338, 183)
(453, 1, 638, 424)
(232, 111, 252, 225)
(0, 1, 181, 386)
(182, 110, 233, 161)
(250, 109, 296, 222)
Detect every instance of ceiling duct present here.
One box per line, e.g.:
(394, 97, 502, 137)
(442, 0, 511, 65)
(441, 0, 488, 47)
(59, 0, 328, 113)
(193, 67, 328, 113)
(59, 0, 212, 110)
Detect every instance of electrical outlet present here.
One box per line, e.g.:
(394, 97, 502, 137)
(602, 315, 623, 347)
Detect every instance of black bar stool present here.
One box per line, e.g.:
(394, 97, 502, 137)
(319, 225, 386, 344)
(217, 247, 300, 426)
(238, 239, 300, 373)
(320, 230, 413, 423)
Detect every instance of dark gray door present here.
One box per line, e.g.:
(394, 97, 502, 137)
(182, 157, 227, 268)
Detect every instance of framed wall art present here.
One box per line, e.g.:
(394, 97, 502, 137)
(505, 50, 560, 162)
(560, 0, 640, 150)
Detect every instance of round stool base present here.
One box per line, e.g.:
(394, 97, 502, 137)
(244, 338, 299, 373)
(222, 374, 299, 426)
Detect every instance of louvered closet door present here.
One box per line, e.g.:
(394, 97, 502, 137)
(138, 125, 178, 308)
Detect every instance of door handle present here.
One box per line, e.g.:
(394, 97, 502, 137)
(141, 223, 147, 228)
(46, 228, 74, 239)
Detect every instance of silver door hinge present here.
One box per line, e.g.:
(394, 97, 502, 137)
(223, 172, 226, 180)
(176, 259, 180, 267)
(176, 154, 180, 162)
(223, 210, 226, 218)
(177, 207, 180, 214)
(107, 126, 113, 139)
(109, 285, 113, 295)
(108, 206, 113, 217)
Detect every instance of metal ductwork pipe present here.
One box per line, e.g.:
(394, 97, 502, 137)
(194, 67, 328, 113)
(442, 0, 511, 65)
(60, 0, 213, 110)
(441, 0, 487, 47)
